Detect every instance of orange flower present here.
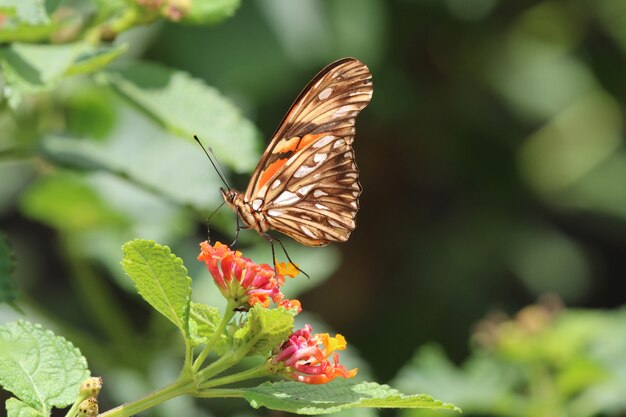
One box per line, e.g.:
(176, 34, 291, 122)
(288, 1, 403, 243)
(279, 299, 302, 314)
(198, 241, 299, 308)
(268, 325, 357, 384)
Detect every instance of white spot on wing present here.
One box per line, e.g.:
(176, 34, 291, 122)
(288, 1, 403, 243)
(333, 139, 346, 149)
(313, 189, 328, 197)
(329, 219, 342, 228)
(333, 106, 352, 118)
(274, 191, 300, 205)
(298, 184, 314, 195)
(252, 199, 263, 211)
(301, 225, 317, 238)
(313, 135, 335, 148)
(267, 209, 282, 217)
(294, 164, 316, 178)
(313, 153, 327, 163)
(315, 203, 330, 210)
(318, 87, 332, 100)
(271, 179, 282, 189)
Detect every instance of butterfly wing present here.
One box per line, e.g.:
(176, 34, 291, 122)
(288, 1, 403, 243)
(244, 58, 372, 246)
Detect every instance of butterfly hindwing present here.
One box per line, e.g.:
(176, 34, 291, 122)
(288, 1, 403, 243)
(263, 134, 361, 245)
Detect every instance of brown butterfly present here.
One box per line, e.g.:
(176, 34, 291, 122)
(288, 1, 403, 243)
(220, 57, 373, 247)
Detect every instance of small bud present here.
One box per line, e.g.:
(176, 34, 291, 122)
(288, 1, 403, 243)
(80, 376, 103, 398)
(78, 397, 99, 417)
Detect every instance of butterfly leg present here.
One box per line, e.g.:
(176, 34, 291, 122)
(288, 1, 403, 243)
(262, 234, 310, 279)
(204, 200, 228, 244)
(230, 211, 249, 248)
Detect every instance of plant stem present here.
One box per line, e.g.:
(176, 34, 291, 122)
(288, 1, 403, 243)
(196, 350, 239, 381)
(192, 301, 237, 372)
(183, 339, 193, 372)
(199, 364, 270, 389)
(84, 5, 145, 44)
(63, 393, 89, 417)
(98, 377, 194, 417)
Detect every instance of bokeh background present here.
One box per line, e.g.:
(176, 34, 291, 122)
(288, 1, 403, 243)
(2, 0, 626, 416)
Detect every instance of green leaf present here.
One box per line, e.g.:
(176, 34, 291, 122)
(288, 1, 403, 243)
(0, 321, 90, 414)
(65, 43, 129, 77)
(242, 380, 461, 415)
(0, 232, 17, 304)
(63, 85, 118, 140)
(121, 239, 192, 337)
(19, 172, 127, 232)
(0, 42, 81, 99)
(100, 62, 261, 172)
(235, 305, 294, 356)
(0, 42, 126, 107)
(5, 398, 44, 417)
(0, 0, 49, 25)
(189, 302, 228, 353)
(182, 0, 241, 25)
(40, 103, 225, 211)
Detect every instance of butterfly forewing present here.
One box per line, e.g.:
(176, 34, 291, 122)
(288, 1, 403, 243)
(245, 58, 372, 200)
(236, 58, 372, 246)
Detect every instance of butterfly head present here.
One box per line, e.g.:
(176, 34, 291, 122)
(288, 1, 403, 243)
(220, 187, 238, 205)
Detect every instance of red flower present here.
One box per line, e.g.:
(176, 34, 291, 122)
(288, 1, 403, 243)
(198, 241, 298, 308)
(268, 325, 357, 384)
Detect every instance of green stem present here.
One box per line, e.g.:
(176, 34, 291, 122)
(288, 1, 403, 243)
(183, 339, 194, 372)
(192, 301, 237, 372)
(99, 377, 194, 417)
(84, 6, 147, 44)
(199, 364, 270, 389)
(196, 335, 260, 384)
(63, 393, 89, 417)
(196, 350, 239, 382)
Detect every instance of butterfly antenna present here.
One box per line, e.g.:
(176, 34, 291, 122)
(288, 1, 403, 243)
(193, 135, 231, 190)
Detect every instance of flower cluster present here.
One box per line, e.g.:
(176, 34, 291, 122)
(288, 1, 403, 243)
(198, 241, 299, 310)
(268, 324, 358, 384)
(198, 241, 355, 384)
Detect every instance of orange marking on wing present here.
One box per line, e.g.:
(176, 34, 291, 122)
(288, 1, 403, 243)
(274, 137, 301, 153)
(258, 158, 288, 189)
(257, 133, 328, 190)
(296, 133, 325, 151)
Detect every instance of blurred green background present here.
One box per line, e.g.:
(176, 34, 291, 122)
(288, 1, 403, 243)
(2, 0, 626, 416)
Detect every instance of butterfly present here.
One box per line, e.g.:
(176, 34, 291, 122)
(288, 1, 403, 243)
(220, 57, 373, 247)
